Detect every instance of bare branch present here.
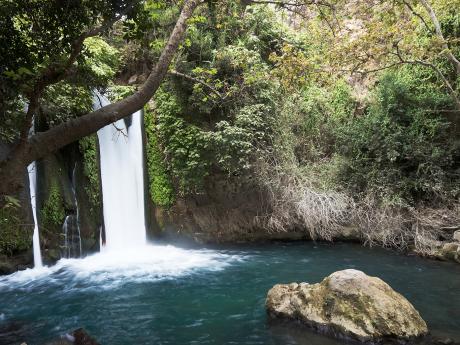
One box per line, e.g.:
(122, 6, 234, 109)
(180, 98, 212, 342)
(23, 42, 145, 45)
(169, 70, 224, 99)
(401, 0, 432, 33)
(248, 0, 334, 10)
(354, 61, 405, 75)
(419, 0, 460, 76)
(393, 41, 460, 110)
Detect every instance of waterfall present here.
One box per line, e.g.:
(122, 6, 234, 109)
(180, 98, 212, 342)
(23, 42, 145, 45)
(94, 93, 147, 250)
(27, 161, 43, 268)
(61, 215, 81, 258)
(26, 109, 43, 268)
(62, 215, 70, 258)
(71, 164, 82, 257)
(61, 164, 82, 259)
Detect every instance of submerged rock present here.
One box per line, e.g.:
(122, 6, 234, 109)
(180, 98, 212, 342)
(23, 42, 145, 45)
(266, 269, 428, 343)
(72, 328, 99, 345)
(0, 260, 14, 275)
(44, 328, 99, 345)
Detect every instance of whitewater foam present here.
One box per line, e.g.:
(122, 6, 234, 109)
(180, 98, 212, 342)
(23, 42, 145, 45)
(0, 245, 244, 291)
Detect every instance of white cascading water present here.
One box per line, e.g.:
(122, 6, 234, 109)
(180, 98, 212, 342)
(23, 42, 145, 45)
(71, 164, 82, 257)
(27, 161, 43, 268)
(62, 215, 70, 258)
(94, 93, 147, 250)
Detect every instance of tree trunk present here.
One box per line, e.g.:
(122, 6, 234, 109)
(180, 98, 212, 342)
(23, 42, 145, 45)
(0, 0, 200, 202)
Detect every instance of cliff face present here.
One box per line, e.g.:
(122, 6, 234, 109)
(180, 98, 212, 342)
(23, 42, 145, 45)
(36, 142, 102, 263)
(0, 140, 102, 274)
(150, 174, 311, 243)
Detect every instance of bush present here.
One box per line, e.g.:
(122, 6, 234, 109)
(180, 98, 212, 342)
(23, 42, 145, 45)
(0, 197, 32, 256)
(144, 106, 175, 207)
(40, 184, 65, 229)
(334, 67, 459, 205)
(79, 135, 101, 215)
(154, 88, 212, 194)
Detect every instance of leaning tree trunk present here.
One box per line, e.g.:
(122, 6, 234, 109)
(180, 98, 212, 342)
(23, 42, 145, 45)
(0, 0, 201, 203)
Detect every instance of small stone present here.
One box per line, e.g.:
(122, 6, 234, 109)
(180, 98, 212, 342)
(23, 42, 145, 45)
(266, 269, 428, 343)
(128, 74, 138, 85)
(453, 230, 460, 243)
(73, 328, 100, 345)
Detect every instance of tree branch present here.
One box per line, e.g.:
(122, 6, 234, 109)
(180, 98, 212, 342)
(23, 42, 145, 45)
(393, 42, 460, 111)
(248, 0, 334, 10)
(169, 70, 224, 99)
(40, 0, 139, 87)
(401, 0, 432, 33)
(419, 0, 460, 77)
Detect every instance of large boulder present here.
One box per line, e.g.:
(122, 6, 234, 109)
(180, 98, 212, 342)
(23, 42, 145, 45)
(266, 269, 428, 343)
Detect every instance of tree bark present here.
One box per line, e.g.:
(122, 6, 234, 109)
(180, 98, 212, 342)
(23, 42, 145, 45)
(0, 0, 201, 201)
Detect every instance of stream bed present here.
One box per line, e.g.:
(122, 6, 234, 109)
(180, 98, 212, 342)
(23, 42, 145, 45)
(0, 242, 459, 345)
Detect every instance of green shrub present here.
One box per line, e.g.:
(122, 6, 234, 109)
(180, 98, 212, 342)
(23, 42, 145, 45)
(79, 135, 101, 215)
(286, 79, 355, 164)
(144, 106, 175, 207)
(0, 197, 32, 256)
(334, 67, 459, 205)
(154, 88, 209, 193)
(40, 184, 65, 229)
(213, 104, 274, 173)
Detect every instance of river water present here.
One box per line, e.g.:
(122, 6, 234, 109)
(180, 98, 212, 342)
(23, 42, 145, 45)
(0, 242, 459, 345)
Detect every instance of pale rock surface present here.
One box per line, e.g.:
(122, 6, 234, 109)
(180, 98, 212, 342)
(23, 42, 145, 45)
(266, 269, 428, 343)
(440, 242, 460, 263)
(453, 230, 460, 243)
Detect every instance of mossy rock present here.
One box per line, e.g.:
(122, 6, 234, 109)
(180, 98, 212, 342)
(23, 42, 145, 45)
(266, 269, 428, 343)
(438, 242, 460, 263)
(0, 260, 14, 275)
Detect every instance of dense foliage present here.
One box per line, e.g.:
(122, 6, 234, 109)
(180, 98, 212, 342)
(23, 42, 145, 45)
(144, 105, 175, 207)
(0, 197, 31, 256)
(335, 67, 459, 205)
(79, 135, 102, 215)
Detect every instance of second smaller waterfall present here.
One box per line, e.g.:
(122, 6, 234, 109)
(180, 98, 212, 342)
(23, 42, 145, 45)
(27, 161, 43, 268)
(61, 164, 82, 258)
(61, 215, 81, 258)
